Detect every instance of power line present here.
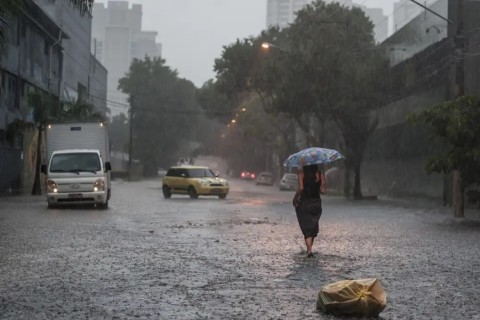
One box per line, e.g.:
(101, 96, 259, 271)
(87, 91, 232, 117)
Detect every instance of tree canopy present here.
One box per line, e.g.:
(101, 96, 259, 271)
(409, 96, 480, 185)
(207, 1, 390, 198)
(118, 57, 199, 175)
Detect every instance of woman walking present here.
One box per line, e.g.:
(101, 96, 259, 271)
(293, 163, 326, 257)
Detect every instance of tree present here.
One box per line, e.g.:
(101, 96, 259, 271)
(109, 113, 129, 153)
(197, 79, 235, 123)
(408, 96, 480, 218)
(279, 2, 389, 199)
(211, 1, 389, 199)
(118, 57, 199, 175)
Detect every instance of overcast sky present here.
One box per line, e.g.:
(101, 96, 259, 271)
(95, 0, 395, 88)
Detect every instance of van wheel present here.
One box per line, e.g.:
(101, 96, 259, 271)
(218, 194, 227, 199)
(188, 186, 198, 199)
(162, 186, 172, 198)
(99, 200, 108, 210)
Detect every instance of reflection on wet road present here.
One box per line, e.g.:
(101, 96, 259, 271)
(0, 178, 479, 319)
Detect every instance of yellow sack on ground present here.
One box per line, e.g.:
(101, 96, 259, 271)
(316, 278, 387, 317)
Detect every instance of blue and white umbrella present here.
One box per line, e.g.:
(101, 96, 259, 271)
(283, 147, 344, 168)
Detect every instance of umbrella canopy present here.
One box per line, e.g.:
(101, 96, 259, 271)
(283, 147, 344, 168)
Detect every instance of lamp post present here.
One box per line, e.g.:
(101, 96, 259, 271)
(128, 96, 135, 181)
(261, 42, 288, 53)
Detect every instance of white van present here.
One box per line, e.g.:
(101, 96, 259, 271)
(41, 123, 111, 209)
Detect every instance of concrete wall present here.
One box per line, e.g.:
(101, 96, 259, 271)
(360, 0, 480, 200)
(0, 148, 22, 194)
(362, 87, 447, 198)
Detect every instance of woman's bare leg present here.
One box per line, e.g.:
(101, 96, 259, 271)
(305, 237, 314, 256)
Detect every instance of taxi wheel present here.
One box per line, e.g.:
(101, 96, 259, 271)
(218, 194, 227, 199)
(188, 186, 198, 199)
(162, 186, 172, 199)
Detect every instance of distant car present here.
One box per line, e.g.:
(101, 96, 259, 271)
(162, 166, 229, 199)
(240, 171, 256, 180)
(157, 167, 167, 177)
(279, 173, 298, 191)
(256, 172, 274, 186)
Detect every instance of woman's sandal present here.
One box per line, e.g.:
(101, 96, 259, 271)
(307, 252, 314, 258)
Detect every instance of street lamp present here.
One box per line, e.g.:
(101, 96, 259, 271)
(261, 42, 287, 52)
(128, 96, 135, 182)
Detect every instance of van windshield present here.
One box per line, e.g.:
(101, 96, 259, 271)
(50, 153, 101, 173)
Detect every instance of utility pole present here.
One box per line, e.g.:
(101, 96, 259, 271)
(450, 0, 465, 218)
(128, 96, 135, 182)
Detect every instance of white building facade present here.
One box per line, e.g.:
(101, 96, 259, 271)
(393, 0, 423, 32)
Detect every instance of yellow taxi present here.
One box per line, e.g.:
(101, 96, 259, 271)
(162, 166, 229, 199)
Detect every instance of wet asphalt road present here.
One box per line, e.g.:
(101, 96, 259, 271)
(1, 178, 480, 320)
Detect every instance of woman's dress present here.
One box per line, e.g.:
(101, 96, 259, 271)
(295, 173, 323, 239)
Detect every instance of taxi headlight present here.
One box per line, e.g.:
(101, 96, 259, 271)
(93, 179, 106, 191)
(47, 180, 58, 193)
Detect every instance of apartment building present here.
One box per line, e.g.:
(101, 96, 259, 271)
(0, 0, 65, 193)
(34, 0, 108, 116)
(92, 1, 162, 114)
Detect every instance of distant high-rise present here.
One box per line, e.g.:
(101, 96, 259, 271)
(266, 0, 387, 43)
(267, 0, 354, 28)
(355, 5, 388, 43)
(266, 0, 312, 28)
(91, 1, 162, 115)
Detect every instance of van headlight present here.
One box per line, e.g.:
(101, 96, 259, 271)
(93, 179, 106, 191)
(47, 180, 58, 193)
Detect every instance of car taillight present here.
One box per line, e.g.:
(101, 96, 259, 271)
(251, 174, 256, 178)
(241, 173, 245, 177)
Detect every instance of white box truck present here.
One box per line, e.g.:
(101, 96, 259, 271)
(41, 122, 112, 209)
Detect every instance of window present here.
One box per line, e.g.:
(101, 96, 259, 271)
(188, 168, 215, 178)
(178, 169, 189, 177)
(166, 168, 179, 177)
(50, 153, 101, 173)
